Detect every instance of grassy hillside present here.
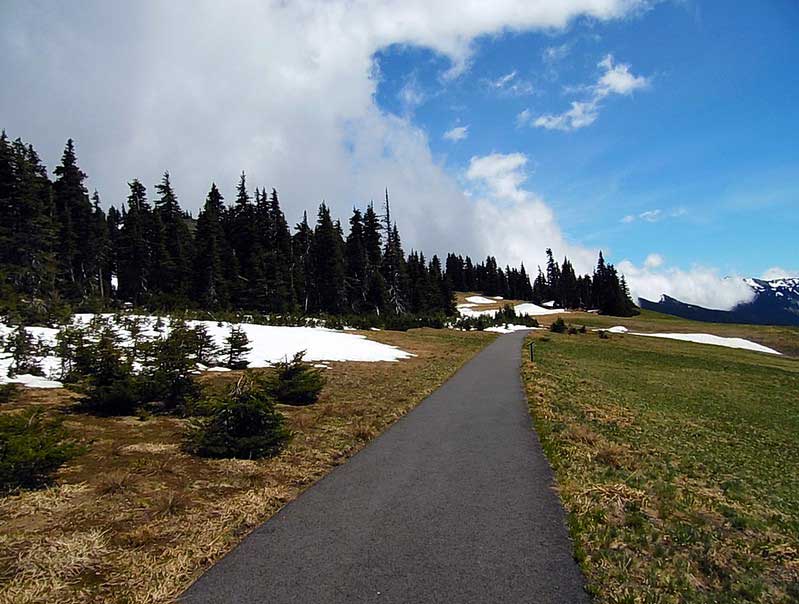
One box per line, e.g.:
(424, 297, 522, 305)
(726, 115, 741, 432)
(0, 328, 495, 604)
(522, 326, 799, 603)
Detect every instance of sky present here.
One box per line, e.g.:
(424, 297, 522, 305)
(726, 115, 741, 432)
(1, 0, 797, 309)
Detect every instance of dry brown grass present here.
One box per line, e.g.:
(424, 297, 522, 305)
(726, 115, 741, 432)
(0, 327, 494, 604)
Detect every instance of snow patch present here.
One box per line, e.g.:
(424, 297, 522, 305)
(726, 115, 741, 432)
(465, 296, 496, 304)
(633, 332, 781, 355)
(485, 324, 539, 334)
(513, 303, 563, 316)
(5, 373, 63, 388)
(0, 315, 414, 388)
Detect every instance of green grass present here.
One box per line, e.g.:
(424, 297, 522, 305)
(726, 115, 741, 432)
(522, 327, 799, 603)
(558, 309, 799, 357)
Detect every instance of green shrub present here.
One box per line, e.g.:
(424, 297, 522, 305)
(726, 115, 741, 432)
(54, 324, 93, 382)
(224, 326, 251, 369)
(4, 326, 44, 377)
(0, 409, 81, 492)
(185, 374, 290, 459)
(550, 317, 567, 333)
(140, 321, 201, 411)
(267, 351, 326, 406)
(76, 329, 140, 415)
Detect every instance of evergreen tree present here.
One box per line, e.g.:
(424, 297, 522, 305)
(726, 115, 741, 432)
(89, 191, 112, 299)
(193, 183, 234, 308)
(311, 203, 346, 314)
(545, 248, 561, 305)
(560, 258, 578, 309)
(152, 172, 193, 302)
(52, 139, 96, 298)
(362, 202, 386, 313)
(225, 326, 251, 369)
(345, 207, 369, 312)
(381, 191, 408, 314)
(464, 256, 476, 291)
(263, 188, 294, 312)
(532, 268, 548, 304)
(0, 136, 56, 299)
(226, 172, 263, 309)
(292, 211, 314, 313)
(117, 180, 153, 304)
(6, 326, 43, 377)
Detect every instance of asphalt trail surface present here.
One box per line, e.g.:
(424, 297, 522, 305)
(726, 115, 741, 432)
(182, 330, 588, 603)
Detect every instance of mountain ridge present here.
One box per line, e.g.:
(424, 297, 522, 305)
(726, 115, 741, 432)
(640, 277, 799, 326)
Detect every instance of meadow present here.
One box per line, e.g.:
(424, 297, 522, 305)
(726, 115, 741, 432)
(522, 315, 799, 603)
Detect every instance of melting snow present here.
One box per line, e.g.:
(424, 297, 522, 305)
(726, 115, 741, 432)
(513, 303, 563, 316)
(465, 296, 496, 304)
(633, 332, 781, 355)
(0, 315, 414, 388)
(457, 301, 562, 319)
(485, 325, 540, 334)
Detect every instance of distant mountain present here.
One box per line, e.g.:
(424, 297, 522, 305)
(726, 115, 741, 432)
(640, 278, 799, 326)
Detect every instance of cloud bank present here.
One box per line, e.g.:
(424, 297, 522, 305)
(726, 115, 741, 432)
(1, 0, 646, 272)
(6, 1, 755, 312)
(618, 260, 756, 311)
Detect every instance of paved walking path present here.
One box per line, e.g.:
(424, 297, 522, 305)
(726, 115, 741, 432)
(182, 330, 588, 603)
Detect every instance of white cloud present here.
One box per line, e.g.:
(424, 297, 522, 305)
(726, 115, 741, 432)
(465, 152, 597, 273)
(596, 54, 649, 97)
(490, 70, 518, 88)
(762, 267, 799, 281)
(0, 0, 647, 272)
(533, 53, 649, 131)
(516, 108, 533, 127)
(443, 125, 468, 142)
(534, 100, 599, 131)
(619, 261, 756, 311)
(466, 153, 530, 203)
(622, 208, 685, 223)
(398, 77, 426, 112)
(644, 253, 663, 268)
(543, 42, 572, 63)
(486, 70, 534, 96)
(639, 209, 662, 222)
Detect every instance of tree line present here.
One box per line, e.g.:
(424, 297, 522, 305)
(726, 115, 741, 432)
(0, 132, 637, 320)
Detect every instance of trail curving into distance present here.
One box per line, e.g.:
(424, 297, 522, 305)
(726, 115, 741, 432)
(182, 330, 588, 603)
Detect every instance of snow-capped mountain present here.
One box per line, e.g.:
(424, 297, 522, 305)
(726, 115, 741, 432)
(640, 277, 799, 326)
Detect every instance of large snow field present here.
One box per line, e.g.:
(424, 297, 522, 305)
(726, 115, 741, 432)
(0, 314, 414, 388)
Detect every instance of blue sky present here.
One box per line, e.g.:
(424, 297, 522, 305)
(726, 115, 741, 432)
(1, 0, 796, 308)
(374, 0, 798, 278)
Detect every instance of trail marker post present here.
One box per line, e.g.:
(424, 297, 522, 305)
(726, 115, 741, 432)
(529, 341, 535, 362)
